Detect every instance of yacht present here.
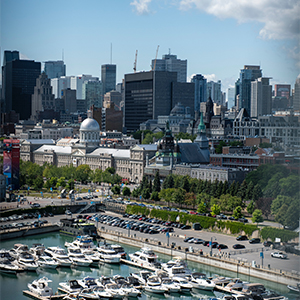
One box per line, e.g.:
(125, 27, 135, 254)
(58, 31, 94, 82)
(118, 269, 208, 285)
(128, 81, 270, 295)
(78, 277, 99, 289)
(91, 285, 113, 299)
(17, 251, 39, 271)
(29, 243, 45, 258)
(222, 278, 247, 293)
(9, 243, 29, 258)
(37, 256, 59, 269)
(160, 277, 181, 293)
(172, 276, 193, 293)
(143, 275, 168, 294)
(110, 244, 127, 259)
(105, 283, 127, 299)
(120, 283, 141, 297)
(44, 246, 72, 267)
(97, 245, 121, 264)
(28, 277, 53, 297)
(59, 279, 84, 293)
(0, 249, 23, 273)
(79, 248, 100, 266)
(65, 235, 97, 252)
(130, 270, 153, 285)
(67, 247, 93, 266)
(211, 276, 232, 288)
(188, 272, 216, 290)
(129, 247, 161, 269)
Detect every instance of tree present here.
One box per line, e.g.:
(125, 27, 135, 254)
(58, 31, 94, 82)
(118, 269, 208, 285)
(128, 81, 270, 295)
(222, 181, 229, 195)
(185, 192, 196, 208)
(162, 174, 174, 189)
(245, 181, 254, 200)
(247, 200, 255, 215)
(159, 188, 176, 206)
(132, 188, 140, 198)
(153, 171, 161, 193)
(141, 188, 150, 200)
(252, 184, 263, 201)
(252, 209, 264, 224)
(140, 175, 149, 191)
(49, 177, 58, 189)
(233, 206, 243, 219)
(75, 165, 91, 183)
(215, 140, 227, 154)
(56, 177, 66, 189)
(229, 181, 236, 196)
(150, 191, 160, 201)
(279, 175, 300, 197)
(33, 176, 44, 190)
(66, 179, 75, 191)
(180, 176, 190, 193)
(237, 180, 247, 200)
(122, 186, 131, 197)
(172, 188, 185, 207)
(111, 185, 121, 195)
(210, 204, 221, 216)
(197, 201, 207, 214)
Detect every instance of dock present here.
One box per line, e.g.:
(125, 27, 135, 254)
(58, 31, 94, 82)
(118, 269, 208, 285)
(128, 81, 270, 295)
(23, 290, 65, 300)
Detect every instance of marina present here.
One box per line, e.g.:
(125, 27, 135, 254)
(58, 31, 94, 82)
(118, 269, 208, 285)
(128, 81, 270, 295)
(0, 232, 298, 300)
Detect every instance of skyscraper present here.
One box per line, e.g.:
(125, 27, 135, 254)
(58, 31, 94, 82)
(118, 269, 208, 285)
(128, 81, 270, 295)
(101, 64, 116, 94)
(1, 50, 41, 120)
(294, 75, 300, 111)
(207, 80, 222, 105)
(31, 72, 55, 121)
(191, 74, 207, 118)
(227, 87, 235, 109)
(44, 61, 66, 79)
(250, 77, 272, 118)
(152, 53, 187, 82)
(239, 65, 262, 114)
(83, 80, 103, 109)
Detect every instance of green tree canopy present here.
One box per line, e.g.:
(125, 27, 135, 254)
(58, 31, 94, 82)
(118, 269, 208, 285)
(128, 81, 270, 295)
(233, 206, 243, 219)
(122, 186, 131, 197)
(252, 209, 264, 224)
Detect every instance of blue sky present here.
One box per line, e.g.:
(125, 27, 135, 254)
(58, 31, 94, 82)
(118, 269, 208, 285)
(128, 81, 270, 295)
(1, 0, 299, 92)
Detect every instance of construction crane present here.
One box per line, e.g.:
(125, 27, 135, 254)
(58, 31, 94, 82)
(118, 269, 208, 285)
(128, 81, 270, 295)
(133, 50, 138, 73)
(152, 45, 159, 71)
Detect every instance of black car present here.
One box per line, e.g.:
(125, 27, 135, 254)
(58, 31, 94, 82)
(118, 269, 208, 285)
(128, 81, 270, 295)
(184, 237, 193, 243)
(249, 238, 261, 244)
(217, 244, 228, 249)
(181, 225, 191, 230)
(263, 241, 273, 247)
(233, 244, 245, 249)
(236, 235, 248, 241)
(238, 217, 248, 223)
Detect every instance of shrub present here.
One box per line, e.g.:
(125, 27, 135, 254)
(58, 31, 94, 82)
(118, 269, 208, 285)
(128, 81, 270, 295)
(260, 227, 298, 242)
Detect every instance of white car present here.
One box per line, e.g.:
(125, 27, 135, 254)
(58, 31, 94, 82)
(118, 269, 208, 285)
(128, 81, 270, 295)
(271, 251, 287, 259)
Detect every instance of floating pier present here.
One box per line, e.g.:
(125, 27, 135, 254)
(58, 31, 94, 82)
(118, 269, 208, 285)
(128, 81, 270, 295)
(23, 290, 65, 300)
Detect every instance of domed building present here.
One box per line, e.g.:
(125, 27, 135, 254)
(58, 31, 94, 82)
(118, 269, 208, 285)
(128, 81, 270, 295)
(79, 112, 100, 147)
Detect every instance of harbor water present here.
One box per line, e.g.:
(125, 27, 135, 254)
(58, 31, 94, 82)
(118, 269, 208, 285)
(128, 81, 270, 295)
(0, 232, 298, 300)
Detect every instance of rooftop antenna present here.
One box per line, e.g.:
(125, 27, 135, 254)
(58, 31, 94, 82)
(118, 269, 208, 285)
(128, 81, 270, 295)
(110, 43, 112, 64)
(169, 48, 171, 55)
(62, 49, 64, 61)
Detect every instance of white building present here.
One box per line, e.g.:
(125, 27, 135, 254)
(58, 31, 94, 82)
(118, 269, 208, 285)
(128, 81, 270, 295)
(227, 87, 235, 109)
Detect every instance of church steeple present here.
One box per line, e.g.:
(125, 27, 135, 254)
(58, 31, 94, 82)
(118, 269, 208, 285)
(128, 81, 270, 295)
(195, 112, 209, 150)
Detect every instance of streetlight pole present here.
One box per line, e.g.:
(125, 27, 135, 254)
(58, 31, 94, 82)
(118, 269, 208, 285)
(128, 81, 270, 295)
(210, 236, 216, 256)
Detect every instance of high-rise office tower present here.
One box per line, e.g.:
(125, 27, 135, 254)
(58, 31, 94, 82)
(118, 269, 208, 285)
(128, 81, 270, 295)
(294, 75, 300, 111)
(227, 87, 235, 109)
(124, 71, 178, 133)
(44, 61, 66, 79)
(51, 76, 71, 98)
(71, 75, 98, 100)
(152, 53, 187, 83)
(1, 50, 41, 120)
(274, 84, 291, 107)
(250, 77, 272, 118)
(239, 65, 262, 114)
(207, 80, 222, 105)
(83, 80, 103, 109)
(31, 72, 55, 121)
(191, 74, 207, 119)
(101, 64, 116, 95)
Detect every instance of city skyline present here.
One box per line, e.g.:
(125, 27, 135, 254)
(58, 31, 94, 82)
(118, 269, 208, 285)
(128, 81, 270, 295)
(1, 0, 299, 91)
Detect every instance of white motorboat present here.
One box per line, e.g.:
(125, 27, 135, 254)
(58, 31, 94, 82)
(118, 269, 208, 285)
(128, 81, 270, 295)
(97, 245, 121, 264)
(223, 278, 248, 293)
(28, 277, 53, 297)
(110, 244, 127, 259)
(65, 235, 97, 253)
(130, 270, 153, 285)
(59, 279, 84, 293)
(0, 258, 21, 274)
(80, 248, 100, 266)
(162, 256, 191, 278)
(91, 285, 113, 299)
(17, 251, 39, 271)
(97, 276, 113, 287)
(37, 256, 59, 269)
(161, 256, 188, 270)
(188, 272, 216, 290)
(287, 283, 300, 293)
(129, 247, 161, 269)
(67, 247, 93, 266)
(105, 283, 126, 299)
(144, 275, 168, 294)
(29, 243, 45, 258)
(78, 276, 99, 289)
(161, 278, 181, 293)
(9, 243, 29, 258)
(120, 283, 141, 297)
(44, 246, 72, 267)
(172, 276, 193, 293)
(78, 288, 100, 299)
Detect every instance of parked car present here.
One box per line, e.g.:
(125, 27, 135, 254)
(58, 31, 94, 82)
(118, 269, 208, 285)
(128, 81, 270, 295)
(238, 217, 248, 223)
(271, 251, 287, 259)
(249, 238, 261, 244)
(233, 244, 245, 249)
(31, 203, 40, 208)
(263, 241, 273, 247)
(236, 235, 248, 241)
(181, 225, 191, 230)
(184, 237, 193, 243)
(217, 244, 228, 249)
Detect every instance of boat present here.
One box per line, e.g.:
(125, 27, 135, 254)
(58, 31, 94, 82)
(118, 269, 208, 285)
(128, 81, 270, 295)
(82, 249, 101, 266)
(17, 251, 39, 271)
(28, 277, 53, 297)
(188, 272, 216, 290)
(62, 292, 86, 300)
(172, 276, 193, 293)
(222, 295, 254, 300)
(129, 247, 161, 269)
(97, 245, 121, 264)
(65, 235, 97, 252)
(211, 276, 232, 288)
(60, 218, 98, 238)
(0, 249, 23, 273)
(160, 277, 181, 293)
(104, 283, 127, 298)
(241, 283, 266, 296)
(287, 283, 300, 293)
(67, 247, 93, 266)
(37, 256, 59, 269)
(59, 279, 84, 293)
(78, 288, 100, 299)
(91, 285, 113, 299)
(222, 278, 247, 293)
(29, 243, 45, 258)
(130, 270, 153, 285)
(44, 246, 72, 267)
(78, 277, 99, 289)
(110, 244, 127, 259)
(143, 275, 168, 294)
(9, 243, 29, 258)
(126, 275, 143, 288)
(120, 283, 141, 297)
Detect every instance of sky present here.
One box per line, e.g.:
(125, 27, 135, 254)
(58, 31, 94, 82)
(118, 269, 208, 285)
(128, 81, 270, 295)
(1, 0, 299, 93)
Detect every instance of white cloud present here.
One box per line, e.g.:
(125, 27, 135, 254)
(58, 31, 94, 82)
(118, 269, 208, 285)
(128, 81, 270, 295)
(179, 0, 300, 40)
(130, 0, 152, 15)
(20, 53, 30, 60)
(203, 73, 216, 82)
